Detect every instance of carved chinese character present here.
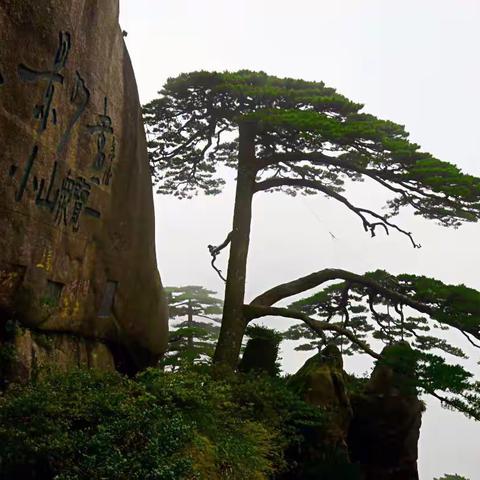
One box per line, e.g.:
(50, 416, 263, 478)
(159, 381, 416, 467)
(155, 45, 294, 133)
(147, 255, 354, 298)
(53, 172, 101, 232)
(70, 176, 92, 231)
(57, 71, 90, 156)
(35, 160, 60, 211)
(7, 31, 107, 234)
(9, 145, 39, 202)
(54, 172, 76, 227)
(102, 136, 116, 186)
(88, 96, 114, 176)
(17, 32, 71, 131)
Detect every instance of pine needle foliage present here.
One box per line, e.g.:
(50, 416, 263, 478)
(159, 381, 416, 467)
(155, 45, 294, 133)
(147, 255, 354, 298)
(163, 286, 223, 368)
(144, 70, 480, 230)
(285, 270, 480, 419)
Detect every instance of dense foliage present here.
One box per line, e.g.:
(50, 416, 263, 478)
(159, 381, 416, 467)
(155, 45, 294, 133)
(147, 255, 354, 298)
(434, 475, 471, 480)
(0, 367, 326, 480)
(0, 369, 191, 480)
(238, 326, 284, 376)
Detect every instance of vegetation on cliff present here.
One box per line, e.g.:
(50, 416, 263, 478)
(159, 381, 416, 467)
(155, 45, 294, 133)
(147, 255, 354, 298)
(435, 475, 471, 480)
(2, 70, 479, 478)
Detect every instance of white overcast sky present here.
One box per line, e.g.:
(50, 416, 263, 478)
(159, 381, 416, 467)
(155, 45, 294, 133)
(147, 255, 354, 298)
(119, 1, 480, 478)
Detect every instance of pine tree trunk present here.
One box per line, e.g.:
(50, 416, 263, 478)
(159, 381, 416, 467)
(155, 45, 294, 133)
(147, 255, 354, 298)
(213, 122, 257, 368)
(187, 299, 194, 350)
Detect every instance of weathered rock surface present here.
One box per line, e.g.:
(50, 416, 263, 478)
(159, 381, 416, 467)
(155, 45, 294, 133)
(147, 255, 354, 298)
(283, 344, 423, 480)
(12, 328, 115, 382)
(290, 345, 353, 449)
(348, 343, 423, 480)
(238, 336, 280, 376)
(286, 345, 357, 479)
(0, 0, 168, 374)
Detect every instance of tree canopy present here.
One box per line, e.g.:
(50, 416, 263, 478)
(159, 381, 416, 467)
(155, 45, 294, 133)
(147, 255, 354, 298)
(434, 475, 470, 480)
(144, 70, 480, 239)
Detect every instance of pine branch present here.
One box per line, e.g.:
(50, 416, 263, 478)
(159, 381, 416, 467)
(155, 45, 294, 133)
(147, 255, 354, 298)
(243, 304, 381, 360)
(249, 268, 480, 343)
(243, 304, 480, 420)
(258, 151, 480, 224)
(254, 177, 420, 247)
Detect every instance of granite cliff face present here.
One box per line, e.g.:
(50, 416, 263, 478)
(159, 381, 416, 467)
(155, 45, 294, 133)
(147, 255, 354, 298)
(0, 0, 168, 376)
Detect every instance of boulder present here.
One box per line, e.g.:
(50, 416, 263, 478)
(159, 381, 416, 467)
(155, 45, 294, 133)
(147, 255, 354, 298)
(0, 0, 168, 375)
(12, 327, 115, 383)
(238, 327, 281, 376)
(348, 343, 424, 480)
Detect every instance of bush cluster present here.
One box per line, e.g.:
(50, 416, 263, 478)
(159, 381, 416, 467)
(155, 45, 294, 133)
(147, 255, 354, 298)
(0, 366, 325, 479)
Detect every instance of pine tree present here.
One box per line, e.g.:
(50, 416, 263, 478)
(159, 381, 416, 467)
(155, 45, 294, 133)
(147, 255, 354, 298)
(162, 286, 223, 369)
(145, 71, 480, 417)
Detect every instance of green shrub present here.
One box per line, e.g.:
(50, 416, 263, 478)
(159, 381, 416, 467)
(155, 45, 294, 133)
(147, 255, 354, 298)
(239, 326, 283, 376)
(138, 367, 277, 479)
(138, 366, 326, 478)
(0, 369, 192, 480)
(228, 371, 327, 450)
(0, 366, 326, 479)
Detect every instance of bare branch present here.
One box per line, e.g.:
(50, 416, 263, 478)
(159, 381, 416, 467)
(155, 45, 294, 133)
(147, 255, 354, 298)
(254, 177, 420, 247)
(250, 268, 430, 309)
(257, 151, 335, 170)
(460, 330, 480, 349)
(196, 314, 222, 323)
(207, 231, 233, 282)
(367, 293, 392, 341)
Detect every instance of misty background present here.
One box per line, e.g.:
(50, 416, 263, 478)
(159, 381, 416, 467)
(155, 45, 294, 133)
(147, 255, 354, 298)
(119, 1, 480, 478)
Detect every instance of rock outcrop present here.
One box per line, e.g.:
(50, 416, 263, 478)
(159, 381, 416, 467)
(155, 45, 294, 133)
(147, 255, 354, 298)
(348, 343, 424, 480)
(285, 343, 423, 480)
(238, 328, 281, 376)
(0, 0, 168, 377)
(286, 345, 357, 479)
(12, 328, 115, 381)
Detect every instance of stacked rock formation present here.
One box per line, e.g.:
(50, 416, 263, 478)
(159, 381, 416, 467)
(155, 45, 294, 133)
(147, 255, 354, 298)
(287, 343, 423, 480)
(286, 345, 357, 479)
